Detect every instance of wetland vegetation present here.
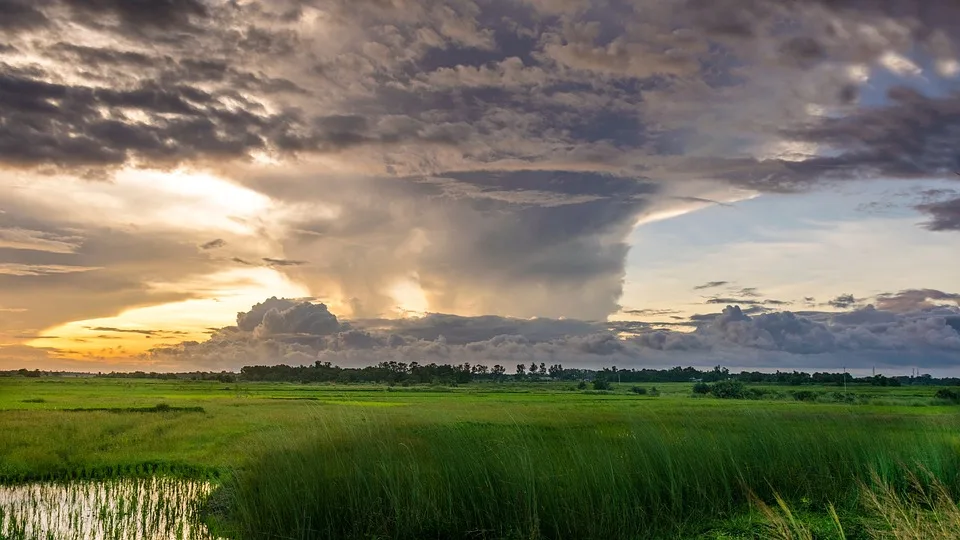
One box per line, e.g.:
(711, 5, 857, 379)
(1, 373, 958, 539)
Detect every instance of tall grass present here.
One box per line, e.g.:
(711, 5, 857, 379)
(862, 469, 960, 539)
(212, 409, 960, 539)
(0, 477, 215, 540)
(758, 469, 960, 540)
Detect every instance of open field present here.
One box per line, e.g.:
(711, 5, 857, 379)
(1, 377, 959, 539)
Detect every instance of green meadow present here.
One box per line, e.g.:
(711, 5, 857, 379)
(1, 377, 959, 539)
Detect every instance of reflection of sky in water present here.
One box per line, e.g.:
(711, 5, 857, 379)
(0, 478, 219, 540)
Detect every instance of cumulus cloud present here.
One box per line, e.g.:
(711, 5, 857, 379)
(145, 297, 960, 372)
(254, 172, 656, 319)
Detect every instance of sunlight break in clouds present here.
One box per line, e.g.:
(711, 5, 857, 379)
(29, 267, 310, 359)
(1, 0, 959, 371)
(7, 168, 274, 235)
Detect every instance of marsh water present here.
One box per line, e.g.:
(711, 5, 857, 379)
(0, 478, 219, 540)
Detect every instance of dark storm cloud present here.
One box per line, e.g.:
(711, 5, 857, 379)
(917, 196, 960, 231)
(0, 0, 49, 34)
(263, 171, 655, 319)
(3, 0, 960, 192)
(65, 0, 209, 31)
(0, 70, 301, 168)
(786, 89, 960, 179)
(5, 0, 960, 358)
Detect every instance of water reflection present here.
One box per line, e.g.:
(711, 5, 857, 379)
(0, 477, 220, 540)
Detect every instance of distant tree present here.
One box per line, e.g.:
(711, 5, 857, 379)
(491, 364, 506, 382)
(548, 364, 563, 379)
(538, 362, 547, 376)
(704, 365, 730, 382)
(529, 362, 538, 376)
(516, 364, 526, 378)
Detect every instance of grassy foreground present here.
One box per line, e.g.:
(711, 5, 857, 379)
(1, 377, 959, 538)
(209, 407, 960, 539)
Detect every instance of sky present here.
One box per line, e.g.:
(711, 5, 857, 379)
(1, 0, 959, 374)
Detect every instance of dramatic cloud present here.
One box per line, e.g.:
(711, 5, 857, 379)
(2, 0, 959, 186)
(254, 171, 660, 319)
(353, 313, 603, 345)
(145, 297, 960, 372)
(5, 0, 960, 370)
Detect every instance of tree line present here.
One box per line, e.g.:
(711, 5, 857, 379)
(3, 363, 950, 386)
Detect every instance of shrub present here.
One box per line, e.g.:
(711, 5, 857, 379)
(692, 382, 711, 395)
(710, 380, 745, 399)
(592, 377, 612, 391)
(630, 386, 648, 395)
(791, 390, 818, 402)
(649, 387, 660, 397)
(577, 380, 588, 390)
(934, 388, 960, 403)
(830, 392, 855, 404)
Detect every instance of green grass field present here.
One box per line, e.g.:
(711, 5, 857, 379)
(1, 377, 959, 539)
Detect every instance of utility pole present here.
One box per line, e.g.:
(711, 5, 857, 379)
(843, 366, 847, 394)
